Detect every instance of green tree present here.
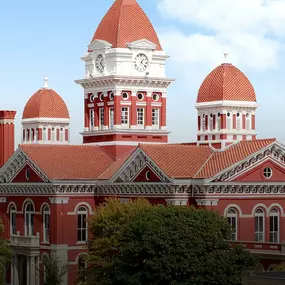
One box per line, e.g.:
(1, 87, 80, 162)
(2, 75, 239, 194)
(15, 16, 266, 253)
(41, 255, 68, 285)
(85, 198, 152, 284)
(0, 220, 11, 285)
(87, 202, 258, 285)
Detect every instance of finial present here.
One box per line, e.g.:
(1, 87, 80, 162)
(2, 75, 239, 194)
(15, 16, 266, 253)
(223, 52, 229, 63)
(43, 77, 49, 89)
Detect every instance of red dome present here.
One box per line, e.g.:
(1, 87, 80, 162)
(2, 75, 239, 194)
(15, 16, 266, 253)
(197, 63, 256, 103)
(91, 0, 162, 50)
(22, 88, 69, 119)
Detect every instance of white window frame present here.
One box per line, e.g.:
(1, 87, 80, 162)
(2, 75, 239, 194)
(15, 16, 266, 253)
(255, 209, 265, 242)
(152, 108, 160, 128)
(25, 202, 34, 236)
(270, 209, 279, 243)
(77, 207, 88, 242)
(121, 107, 129, 127)
(109, 107, 114, 129)
(89, 109, 95, 129)
(227, 209, 237, 241)
(10, 205, 17, 236)
(43, 206, 50, 243)
(137, 108, 144, 127)
(99, 108, 104, 130)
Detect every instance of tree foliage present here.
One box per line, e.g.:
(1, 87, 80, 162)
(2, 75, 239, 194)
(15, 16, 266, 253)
(0, 220, 11, 285)
(41, 255, 68, 285)
(85, 199, 258, 285)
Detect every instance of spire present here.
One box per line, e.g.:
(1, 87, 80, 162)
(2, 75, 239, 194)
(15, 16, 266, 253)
(43, 77, 49, 89)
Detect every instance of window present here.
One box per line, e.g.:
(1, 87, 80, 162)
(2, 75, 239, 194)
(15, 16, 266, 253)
(236, 113, 241, 130)
(25, 169, 31, 181)
(137, 93, 144, 101)
(217, 113, 221, 130)
(77, 207, 88, 242)
(226, 112, 231, 130)
(255, 209, 264, 242)
(109, 107, 114, 129)
(25, 202, 34, 236)
(89, 109, 95, 129)
(10, 205, 16, 235)
(43, 206, 50, 243)
(121, 107, 129, 126)
(122, 92, 129, 100)
(246, 113, 251, 130)
(263, 167, 273, 179)
(99, 108, 104, 129)
(152, 93, 159, 101)
(227, 209, 237, 241)
(270, 209, 279, 243)
(99, 93, 104, 102)
(137, 108, 144, 126)
(109, 92, 114, 101)
(145, 171, 151, 181)
(152, 109, 159, 127)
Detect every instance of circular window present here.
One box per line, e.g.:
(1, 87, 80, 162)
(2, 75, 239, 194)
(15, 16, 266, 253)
(246, 113, 250, 118)
(227, 112, 230, 117)
(90, 94, 95, 103)
(60, 128, 63, 131)
(145, 171, 151, 181)
(263, 167, 273, 179)
(43, 127, 46, 131)
(109, 92, 114, 101)
(137, 93, 144, 101)
(152, 93, 159, 101)
(52, 127, 55, 131)
(122, 92, 129, 100)
(218, 113, 221, 117)
(237, 112, 240, 117)
(25, 169, 31, 181)
(99, 93, 104, 102)
(210, 113, 213, 118)
(203, 114, 206, 118)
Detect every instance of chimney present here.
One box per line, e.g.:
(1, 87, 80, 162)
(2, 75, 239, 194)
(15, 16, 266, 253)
(0, 111, 16, 168)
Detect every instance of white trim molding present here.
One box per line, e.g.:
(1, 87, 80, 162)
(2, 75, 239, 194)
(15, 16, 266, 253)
(49, 197, 70, 204)
(0, 197, 7, 203)
(196, 199, 219, 206)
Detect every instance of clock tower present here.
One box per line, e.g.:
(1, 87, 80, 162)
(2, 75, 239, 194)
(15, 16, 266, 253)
(75, 0, 174, 158)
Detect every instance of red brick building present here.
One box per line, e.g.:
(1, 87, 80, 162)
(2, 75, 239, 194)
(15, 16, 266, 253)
(1, 0, 285, 284)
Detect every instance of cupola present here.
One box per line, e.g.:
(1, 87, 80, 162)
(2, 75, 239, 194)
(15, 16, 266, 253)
(22, 78, 70, 144)
(196, 61, 258, 150)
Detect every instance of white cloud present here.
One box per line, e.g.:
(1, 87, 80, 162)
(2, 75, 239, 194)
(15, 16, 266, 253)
(157, 0, 285, 70)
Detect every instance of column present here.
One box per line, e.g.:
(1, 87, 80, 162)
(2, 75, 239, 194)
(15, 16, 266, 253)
(114, 90, 121, 129)
(30, 256, 36, 285)
(161, 92, 167, 130)
(146, 92, 152, 130)
(14, 255, 19, 285)
(103, 91, 109, 130)
(26, 256, 30, 285)
(130, 91, 137, 129)
(36, 257, 40, 285)
(10, 255, 14, 285)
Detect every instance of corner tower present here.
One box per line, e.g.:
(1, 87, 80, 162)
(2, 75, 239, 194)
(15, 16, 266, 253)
(196, 62, 258, 150)
(22, 78, 70, 144)
(75, 0, 174, 157)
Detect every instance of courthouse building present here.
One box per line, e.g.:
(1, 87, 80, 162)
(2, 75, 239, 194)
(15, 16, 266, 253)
(1, 0, 285, 284)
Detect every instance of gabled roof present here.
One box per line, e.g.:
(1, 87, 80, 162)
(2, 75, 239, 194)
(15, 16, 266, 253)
(20, 145, 115, 180)
(91, 0, 162, 50)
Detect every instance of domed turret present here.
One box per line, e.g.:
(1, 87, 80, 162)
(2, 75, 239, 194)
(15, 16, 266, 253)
(22, 78, 70, 144)
(195, 62, 258, 150)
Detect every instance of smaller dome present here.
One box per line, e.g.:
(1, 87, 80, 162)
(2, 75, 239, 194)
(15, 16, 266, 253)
(22, 85, 69, 120)
(197, 63, 256, 103)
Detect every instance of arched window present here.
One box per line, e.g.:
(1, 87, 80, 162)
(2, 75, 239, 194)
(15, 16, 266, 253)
(78, 254, 88, 281)
(227, 209, 237, 241)
(270, 209, 279, 243)
(255, 209, 265, 242)
(25, 202, 34, 236)
(10, 205, 17, 235)
(43, 206, 50, 243)
(77, 207, 88, 242)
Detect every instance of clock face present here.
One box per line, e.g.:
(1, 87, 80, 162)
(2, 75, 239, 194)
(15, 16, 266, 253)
(134, 53, 148, 72)
(95, 54, 104, 73)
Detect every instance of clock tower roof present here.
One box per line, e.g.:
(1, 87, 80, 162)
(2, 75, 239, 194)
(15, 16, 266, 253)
(91, 0, 162, 50)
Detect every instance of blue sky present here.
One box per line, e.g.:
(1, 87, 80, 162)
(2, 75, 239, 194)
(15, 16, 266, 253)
(1, 0, 285, 145)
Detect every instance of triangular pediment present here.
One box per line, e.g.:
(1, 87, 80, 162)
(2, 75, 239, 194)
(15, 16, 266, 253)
(0, 148, 50, 183)
(208, 141, 285, 183)
(111, 148, 171, 183)
(88, 39, 112, 51)
(127, 39, 157, 50)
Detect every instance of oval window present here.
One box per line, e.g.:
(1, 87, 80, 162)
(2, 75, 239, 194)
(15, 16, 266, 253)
(122, 92, 129, 100)
(263, 167, 273, 179)
(145, 171, 151, 181)
(137, 93, 144, 101)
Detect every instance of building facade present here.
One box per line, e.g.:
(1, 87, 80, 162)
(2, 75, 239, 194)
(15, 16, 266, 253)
(1, 0, 285, 284)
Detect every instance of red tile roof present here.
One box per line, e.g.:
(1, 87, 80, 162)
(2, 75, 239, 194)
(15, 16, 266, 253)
(91, 0, 162, 50)
(140, 144, 213, 179)
(195, 139, 276, 178)
(197, 63, 256, 103)
(22, 88, 69, 119)
(20, 145, 114, 180)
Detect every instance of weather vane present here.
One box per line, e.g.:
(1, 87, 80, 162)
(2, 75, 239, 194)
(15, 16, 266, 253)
(223, 52, 229, 63)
